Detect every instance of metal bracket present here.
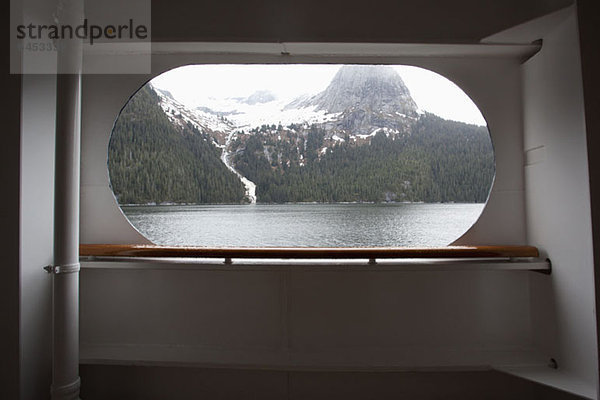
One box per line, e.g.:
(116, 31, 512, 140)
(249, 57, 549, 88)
(509, 257, 551, 275)
(44, 263, 81, 274)
(531, 258, 552, 275)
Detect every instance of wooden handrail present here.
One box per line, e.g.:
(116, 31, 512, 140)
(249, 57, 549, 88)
(80, 244, 539, 259)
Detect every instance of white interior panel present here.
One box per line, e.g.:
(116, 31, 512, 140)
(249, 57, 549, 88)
(520, 10, 598, 396)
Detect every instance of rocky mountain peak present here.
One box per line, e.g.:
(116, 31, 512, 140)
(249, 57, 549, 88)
(243, 90, 277, 105)
(311, 65, 418, 116)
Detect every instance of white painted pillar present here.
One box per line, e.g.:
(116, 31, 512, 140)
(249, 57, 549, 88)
(51, 72, 82, 400)
(51, 1, 83, 399)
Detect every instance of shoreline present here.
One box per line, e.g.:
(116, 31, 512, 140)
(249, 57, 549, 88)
(120, 201, 485, 207)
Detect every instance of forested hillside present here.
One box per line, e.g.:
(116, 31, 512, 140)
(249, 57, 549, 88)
(108, 69, 495, 205)
(232, 114, 494, 203)
(108, 86, 246, 204)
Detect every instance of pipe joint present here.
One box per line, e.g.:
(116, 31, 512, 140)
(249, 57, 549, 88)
(44, 263, 80, 274)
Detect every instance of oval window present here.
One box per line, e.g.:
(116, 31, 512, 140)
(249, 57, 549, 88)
(108, 64, 494, 247)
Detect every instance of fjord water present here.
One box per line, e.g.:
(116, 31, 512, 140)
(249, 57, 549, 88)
(122, 203, 484, 247)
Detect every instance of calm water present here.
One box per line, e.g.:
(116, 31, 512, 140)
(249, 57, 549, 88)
(121, 203, 484, 247)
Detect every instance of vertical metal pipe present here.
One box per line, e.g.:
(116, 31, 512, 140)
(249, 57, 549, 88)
(49, 0, 84, 396)
(52, 0, 83, 396)
(52, 72, 82, 400)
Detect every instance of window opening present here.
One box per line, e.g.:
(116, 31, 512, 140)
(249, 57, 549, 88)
(108, 64, 494, 247)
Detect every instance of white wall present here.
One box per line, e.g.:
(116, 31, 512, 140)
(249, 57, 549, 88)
(78, 48, 539, 373)
(80, 52, 528, 246)
(80, 263, 536, 369)
(7, 1, 597, 399)
(80, 74, 151, 244)
(20, 75, 56, 400)
(521, 10, 598, 398)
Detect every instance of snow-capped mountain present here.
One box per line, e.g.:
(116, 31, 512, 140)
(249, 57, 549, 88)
(153, 85, 337, 136)
(237, 90, 277, 105)
(297, 65, 418, 115)
(152, 65, 423, 140)
(298, 65, 420, 137)
(112, 68, 493, 205)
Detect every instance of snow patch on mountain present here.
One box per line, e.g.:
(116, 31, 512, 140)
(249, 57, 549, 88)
(153, 84, 235, 134)
(222, 131, 257, 204)
(356, 127, 400, 139)
(151, 66, 417, 136)
(191, 96, 341, 132)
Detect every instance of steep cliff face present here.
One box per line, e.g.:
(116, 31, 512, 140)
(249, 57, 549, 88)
(311, 65, 418, 115)
(295, 65, 420, 136)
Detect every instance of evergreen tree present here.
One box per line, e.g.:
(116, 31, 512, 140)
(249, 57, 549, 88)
(108, 85, 246, 204)
(232, 114, 494, 203)
(109, 86, 494, 205)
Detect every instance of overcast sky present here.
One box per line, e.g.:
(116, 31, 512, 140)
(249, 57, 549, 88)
(150, 64, 487, 126)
